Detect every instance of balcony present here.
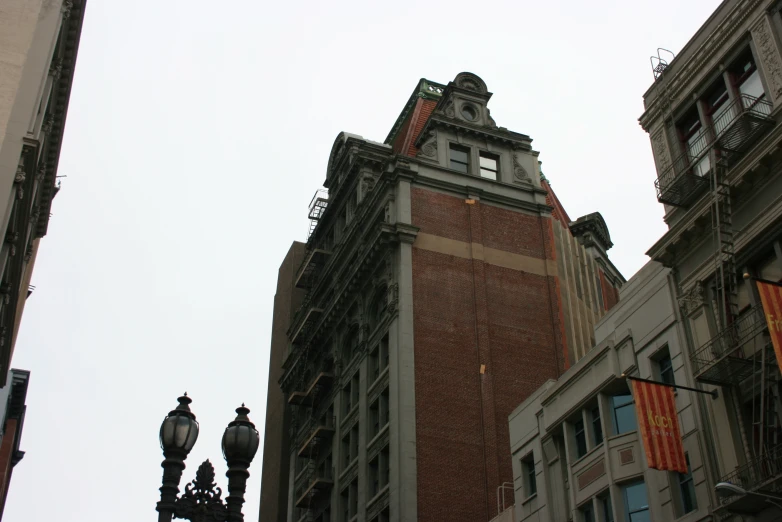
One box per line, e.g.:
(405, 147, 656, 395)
(290, 303, 324, 346)
(691, 309, 769, 386)
(288, 372, 335, 406)
(298, 416, 336, 457)
(717, 443, 782, 514)
(654, 93, 774, 208)
(714, 94, 774, 160)
(295, 248, 332, 289)
(294, 462, 334, 508)
(654, 150, 711, 207)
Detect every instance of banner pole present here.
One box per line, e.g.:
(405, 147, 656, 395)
(622, 374, 718, 399)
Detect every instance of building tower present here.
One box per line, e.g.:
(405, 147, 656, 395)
(260, 72, 624, 522)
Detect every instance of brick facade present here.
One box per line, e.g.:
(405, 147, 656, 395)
(411, 187, 566, 521)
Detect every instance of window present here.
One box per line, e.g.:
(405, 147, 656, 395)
(600, 493, 614, 522)
(343, 382, 353, 415)
(677, 454, 697, 515)
(370, 335, 389, 382)
(369, 398, 380, 438)
(731, 48, 764, 102)
(591, 406, 603, 446)
(342, 479, 358, 521)
(658, 351, 674, 386)
(612, 394, 638, 435)
(479, 153, 498, 180)
(574, 419, 587, 458)
(522, 453, 536, 497)
(677, 108, 710, 177)
(580, 503, 594, 522)
(449, 144, 469, 173)
(622, 481, 650, 522)
(342, 434, 351, 468)
(368, 455, 379, 498)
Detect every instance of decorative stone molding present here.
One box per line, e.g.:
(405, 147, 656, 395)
(61, 0, 74, 19)
(678, 281, 705, 316)
(651, 129, 672, 172)
(41, 115, 55, 135)
(417, 130, 437, 158)
(14, 167, 25, 185)
(454, 72, 488, 94)
(387, 283, 399, 314)
(24, 246, 33, 263)
(751, 15, 782, 103)
(442, 99, 455, 119)
(49, 59, 63, 81)
(511, 147, 530, 182)
(486, 108, 497, 129)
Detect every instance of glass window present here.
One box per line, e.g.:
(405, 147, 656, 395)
(479, 153, 498, 180)
(612, 394, 638, 435)
(574, 419, 587, 458)
(678, 454, 697, 514)
(732, 49, 765, 101)
(449, 144, 469, 173)
(581, 503, 594, 522)
(659, 352, 674, 386)
(623, 481, 650, 522)
(600, 493, 614, 522)
(522, 453, 536, 497)
(591, 406, 603, 446)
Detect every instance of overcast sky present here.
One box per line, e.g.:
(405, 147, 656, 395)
(4, 0, 722, 520)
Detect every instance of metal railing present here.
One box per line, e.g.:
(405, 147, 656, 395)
(691, 308, 767, 381)
(719, 443, 782, 502)
(655, 93, 774, 205)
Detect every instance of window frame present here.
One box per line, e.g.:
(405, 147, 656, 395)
(479, 152, 499, 180)
(449, 143, 470, 174)
(521, 452, 537, 498)
(591, 405, 604, 447)
(675, 453, 697, 515)
(574, 418, 588, 458)
(622, 481, 650, 522)
(611, 394, 638, 435)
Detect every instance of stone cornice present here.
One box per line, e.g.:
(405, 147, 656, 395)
(415, 114, 533, 150)
(639, 0, 764, 132)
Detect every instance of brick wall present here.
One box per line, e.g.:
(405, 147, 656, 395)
(411, 188, 565, 521)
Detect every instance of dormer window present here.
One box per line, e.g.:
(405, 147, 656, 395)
(479, 153, 498, 180)
(449, 144, 469, 173)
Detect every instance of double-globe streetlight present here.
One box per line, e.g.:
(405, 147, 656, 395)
(157, 394, 260, 522)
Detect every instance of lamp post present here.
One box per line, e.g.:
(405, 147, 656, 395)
(715, 482, 782, 511)
(156, 394, 260, 522)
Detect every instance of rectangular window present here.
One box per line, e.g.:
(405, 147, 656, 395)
(658, 351, 674, 386)
(574, 419, 587, 458)
(351, 373, 360, 408)
(369, 398, 380, 439)
(368, 456, 379, 498)
(677, 108, 710, 177)
(380, 388, 390, 428)
(591, 406, 603, 446)
(612, 394, 638, 435)
(343, 381, 353, 415)
(522, 453, 536, 497)
(449, 144, 469, 173)
(479, 153, 498, 180)
(342, 434, 350, 469)
(600, 493, 614, 522)
(381, 446, 390, 490)
(622, 481, 650, 522)
(380, 334, 389, 371)
(731, 48, 765, 102)
(678, 454, 697, 514)
(580, 503, 594, 522)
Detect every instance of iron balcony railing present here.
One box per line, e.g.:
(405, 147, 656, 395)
(691, 308, 768, 385)
(719, 443, 782, 503)
(655, 94, 774, 207)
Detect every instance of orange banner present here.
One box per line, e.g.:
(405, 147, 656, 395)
(631, 380, 687, 473)
(757, 281, 782, 374)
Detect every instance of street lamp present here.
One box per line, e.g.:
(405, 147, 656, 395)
(156, 394, 260, 522)
(715, 482, 782, 511)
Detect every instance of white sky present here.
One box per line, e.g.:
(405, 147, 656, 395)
(4, 0, 722, 520)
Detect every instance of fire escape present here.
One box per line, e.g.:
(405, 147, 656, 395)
(285, 189, 336, 522)
(666, 90, 778, 513)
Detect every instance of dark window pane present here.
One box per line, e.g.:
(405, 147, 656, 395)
(629, 512, 651, 522)
(602, 495, 614, 522)
(659, 354, 674, 385)
(575, 419, 587, 457)
(451, 147, 468, 163)
(613, 395, 638, 434)
(582, 505, 594, 522)
(624, 482, 649, 511)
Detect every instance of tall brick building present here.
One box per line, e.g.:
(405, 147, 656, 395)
(259, 73, 624, 522)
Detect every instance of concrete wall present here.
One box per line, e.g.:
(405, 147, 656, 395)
(259, 242, 306, 522)
(509, 262, 716, 522)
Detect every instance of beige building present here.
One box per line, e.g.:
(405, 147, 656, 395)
(505, 0, 782, 520)
(0, 0, 86, 386)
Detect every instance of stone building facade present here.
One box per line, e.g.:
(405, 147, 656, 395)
(506, 0, 782, 520)
(0, 0, 86, 383)
(259, 73, 624, 522)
